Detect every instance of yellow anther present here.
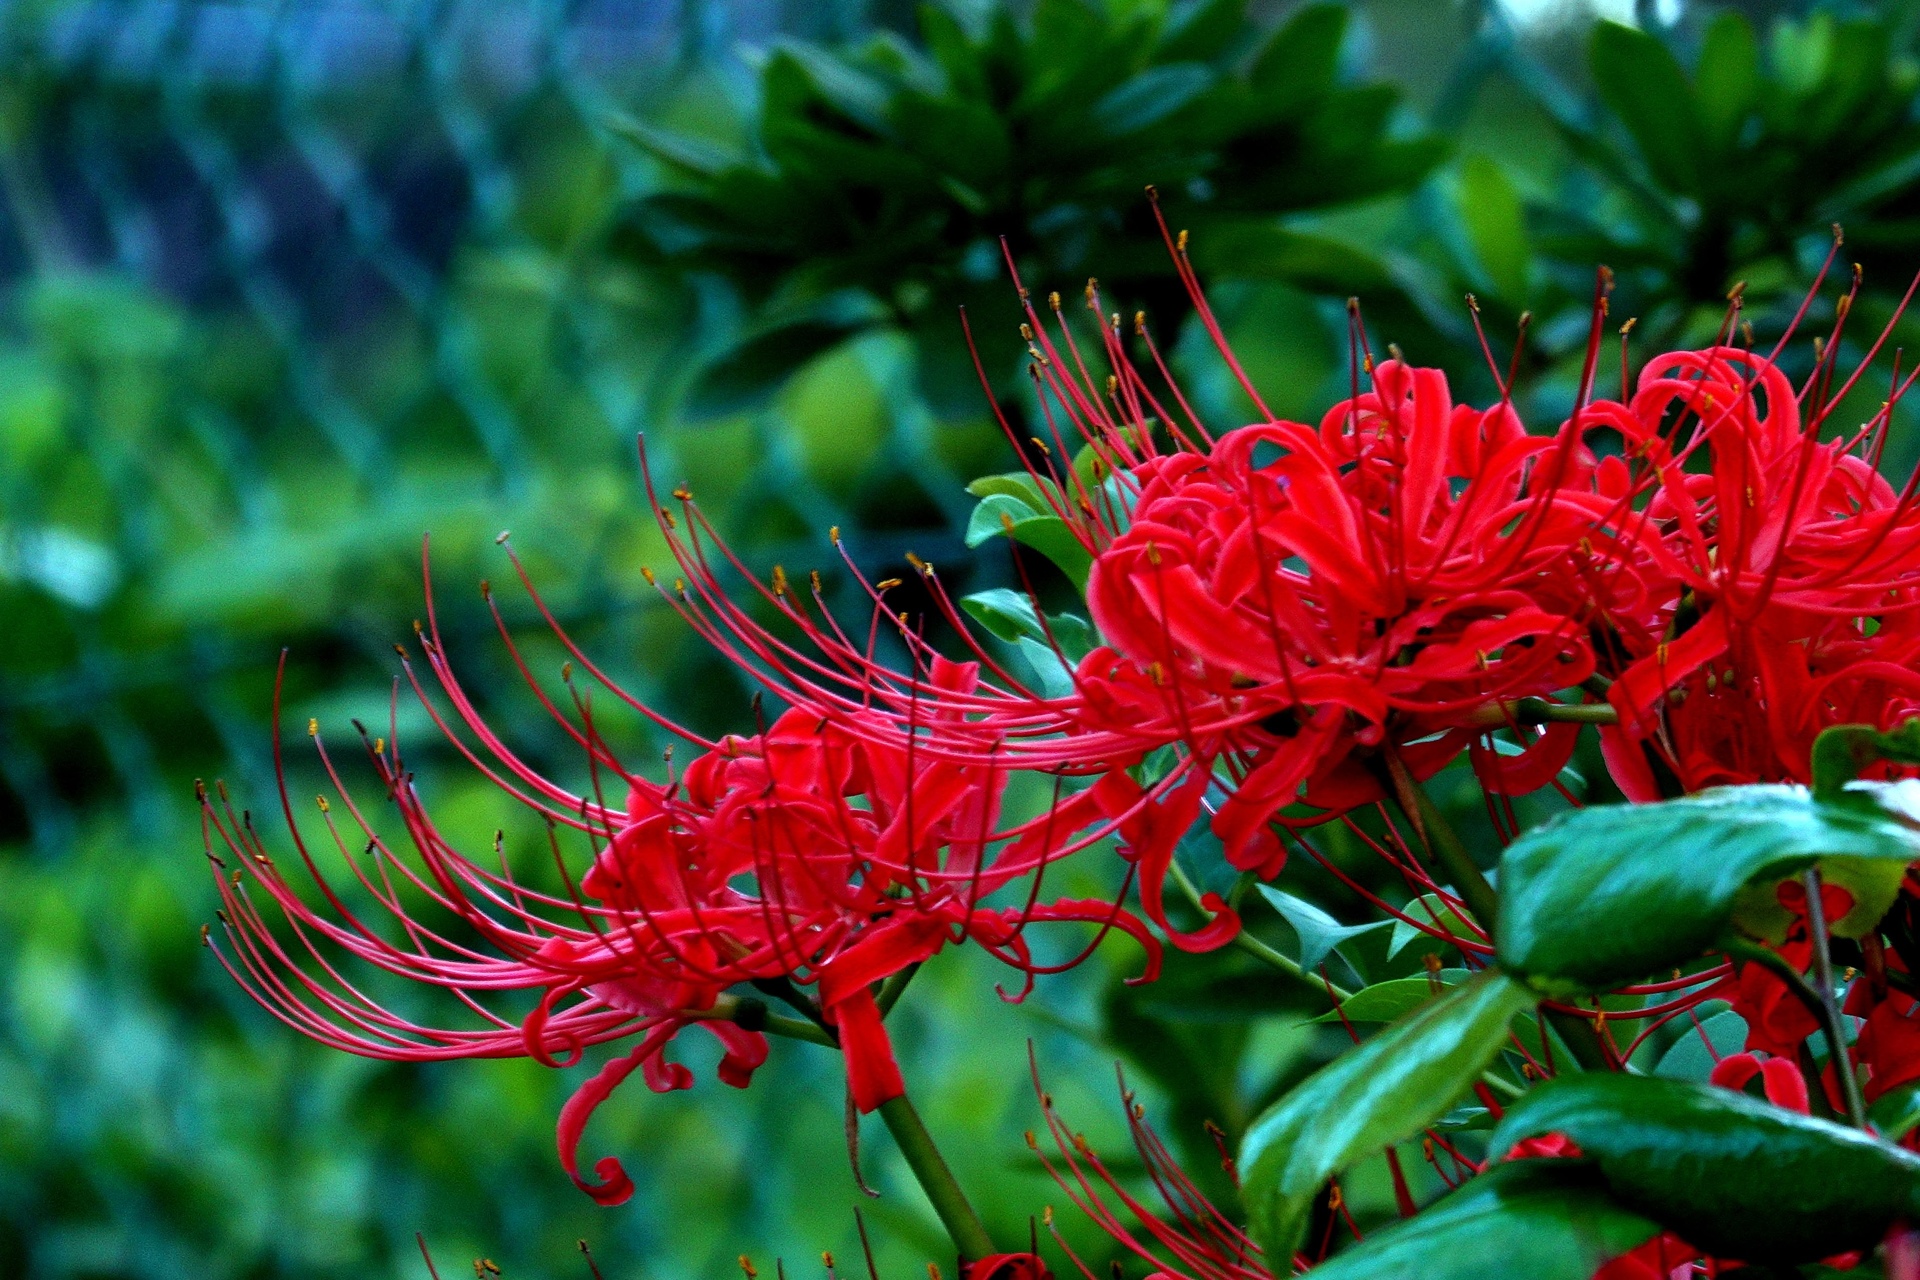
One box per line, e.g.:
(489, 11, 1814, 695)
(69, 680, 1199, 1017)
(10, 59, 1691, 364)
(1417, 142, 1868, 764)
(876, 578, 902, 591)
(316, 795, 330, 813)
(308, 717, 319, 736)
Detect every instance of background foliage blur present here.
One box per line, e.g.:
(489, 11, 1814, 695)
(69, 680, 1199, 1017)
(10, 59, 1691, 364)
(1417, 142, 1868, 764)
(7, 0, 1920, 1275)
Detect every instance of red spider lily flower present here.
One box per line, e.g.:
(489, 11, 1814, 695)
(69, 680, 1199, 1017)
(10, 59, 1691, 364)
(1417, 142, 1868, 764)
(1080, 355, 1600, 877)
(1573, 276, 1920, 793)
(203, 583, 1161, 1203)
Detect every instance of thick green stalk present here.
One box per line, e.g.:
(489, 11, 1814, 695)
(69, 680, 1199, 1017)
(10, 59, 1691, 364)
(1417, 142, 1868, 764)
(1461, 698, 1619, 729)
(1800, 869, 1869, 1128)
(877, 1093, 997, 1261)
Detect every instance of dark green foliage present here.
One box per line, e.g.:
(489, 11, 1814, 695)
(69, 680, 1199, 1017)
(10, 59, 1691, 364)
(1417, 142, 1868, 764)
(611, 0, 1443, 413)
(1491, 1074, 1920, 1261)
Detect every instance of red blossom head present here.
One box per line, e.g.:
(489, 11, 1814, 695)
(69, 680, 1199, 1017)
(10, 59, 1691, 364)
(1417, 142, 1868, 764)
(1573, 262, 1920, 793)
(203, 552, 1161, 1203)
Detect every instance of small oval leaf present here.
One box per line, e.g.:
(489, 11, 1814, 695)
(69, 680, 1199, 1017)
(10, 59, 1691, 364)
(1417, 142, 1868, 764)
(1238, 970, 1538, 1260)
(1490, 1073, 1920, 1262)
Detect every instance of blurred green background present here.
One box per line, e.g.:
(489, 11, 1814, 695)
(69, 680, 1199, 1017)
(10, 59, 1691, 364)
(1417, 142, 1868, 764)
(9, 0, 1920, 1275)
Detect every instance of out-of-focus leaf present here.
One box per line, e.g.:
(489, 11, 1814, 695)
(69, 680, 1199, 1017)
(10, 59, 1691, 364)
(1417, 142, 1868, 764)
(1496, 784, 1920, 996)
(1238, 970, 1538, 1260)
(1305, 1162, 1656, 1280)
(1693, 11, 1760, 152)
(1870, 1079, 1920, 1143)
(1589, 21, 1703, 196)
(1455, 155, 1529, 301)
(1490, 1074, 1920, 1262)
(685, 322, 866, 420)
(1094, 63, 1213, 136)
(1187, 223, 1392, 294)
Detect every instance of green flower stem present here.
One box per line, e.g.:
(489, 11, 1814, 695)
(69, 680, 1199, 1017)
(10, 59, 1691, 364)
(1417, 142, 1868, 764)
(708, 985, 992, 1260)
(1801, 868, 1869, 1129)
(1461, 698, 1620, 729)
(1382, 753, 1615, 1072)
(697, 995, 837, 1047)
(1169, 859, 1353, 1001)
(877, 1092, 997, 1262)
(877, 963, 921, 1017)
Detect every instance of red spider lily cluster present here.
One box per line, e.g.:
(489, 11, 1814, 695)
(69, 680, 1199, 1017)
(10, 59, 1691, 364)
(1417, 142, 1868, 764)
(203, 212, 1920, 1278)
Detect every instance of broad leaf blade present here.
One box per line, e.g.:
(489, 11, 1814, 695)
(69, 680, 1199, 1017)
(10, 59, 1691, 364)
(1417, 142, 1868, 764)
(1590, 21, 1703, 195)
(1496, 784, 1920, 995)
(1490, 1074, 1920, 1262)
(1307, 1162, 1656, 1279)
(1238, 970, 1538, 1260)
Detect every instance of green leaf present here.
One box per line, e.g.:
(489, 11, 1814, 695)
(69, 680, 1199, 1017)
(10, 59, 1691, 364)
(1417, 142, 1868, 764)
(1311, 971, 1468, 1024)
(1238, 970, 1538, 1260)
(1388, 893, 1483, 960)
(1653, 1008, 1747, 1081)
(1870, 1079, 1920, 1143)
(1185, 224, 1392, 294)
(1590, 21, 1703, 195)
(1811, 720, 1920, 801)
(1256, 885, 1390, 975)
(965, 471, 1058, 506)
(1496, 784, 1920, 996)
(1248, 3, 1346, 117)
(1093, 63, 1213, 136)
(1305, 1162, 1656, 1280)
(1693, 11, 1760, 152)
(957, 589, 1094, 663)
(963, 495, 1093, 589)
(1490, 1073, 1920, 1262)
(1455, 155, 1529, 301)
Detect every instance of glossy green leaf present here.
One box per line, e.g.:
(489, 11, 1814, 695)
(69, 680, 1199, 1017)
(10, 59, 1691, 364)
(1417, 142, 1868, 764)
(1870, 1079, 1920, 1143)
(1490, 1073, 1920, 1261)
(1496, 784, 1920, 996)
(958, 589, 1095, 664)
(1388, 893, 1483, 960)
(1256, 885, 1390, 975)
(1652, 1009, 1747, 1081)
(1311, 971, 1467, 1024)
(962, 494, 1093, 589)
(1238, 970, 1537, 1260)
(1306, 1162, 1656, 1280)
(1589, 21, 1702, 195)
